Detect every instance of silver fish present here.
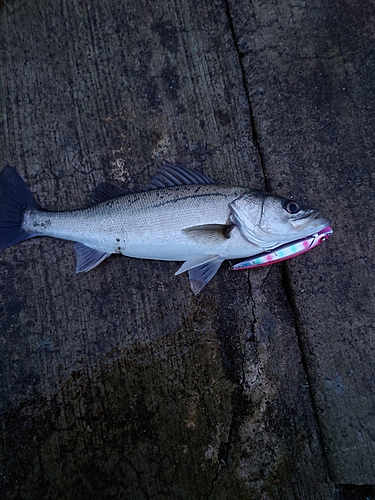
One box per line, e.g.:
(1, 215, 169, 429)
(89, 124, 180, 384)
(0, 162, 331, 294)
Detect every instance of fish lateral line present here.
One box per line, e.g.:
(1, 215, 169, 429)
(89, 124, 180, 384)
(0, 162, 332, 294)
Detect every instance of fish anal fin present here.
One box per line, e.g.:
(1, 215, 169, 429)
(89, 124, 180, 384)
(74, 243, 111, 272)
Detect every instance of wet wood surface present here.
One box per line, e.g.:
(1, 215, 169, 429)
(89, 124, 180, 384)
(1, 0, 374, 498)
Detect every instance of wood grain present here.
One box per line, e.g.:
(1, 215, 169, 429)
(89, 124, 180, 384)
(2, 0, 372, 497)
(229, 0, 375, 484)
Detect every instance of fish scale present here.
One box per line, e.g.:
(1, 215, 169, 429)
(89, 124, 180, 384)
(0, 162, 331, 294)
(24, 184, 249, 257)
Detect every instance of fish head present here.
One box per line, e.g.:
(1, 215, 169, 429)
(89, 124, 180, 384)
(229, 191, 331, 250)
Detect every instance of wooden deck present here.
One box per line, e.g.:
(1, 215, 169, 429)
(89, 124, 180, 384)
(1, 0, 375, 498)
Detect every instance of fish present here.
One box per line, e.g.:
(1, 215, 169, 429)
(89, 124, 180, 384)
(230, 226, 333, 270)
(0, 162, 331, 294)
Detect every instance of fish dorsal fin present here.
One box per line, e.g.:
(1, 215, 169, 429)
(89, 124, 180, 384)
(74, 243, 111, 272)
(145, 161, 217, 190)
(87, 183, 131, 206)
(87, 163, 215, 205)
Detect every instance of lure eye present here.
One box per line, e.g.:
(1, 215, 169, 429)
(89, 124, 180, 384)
(284, 200, 300, 214)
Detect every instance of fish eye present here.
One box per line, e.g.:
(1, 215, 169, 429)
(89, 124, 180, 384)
(283, 199, 301, 214)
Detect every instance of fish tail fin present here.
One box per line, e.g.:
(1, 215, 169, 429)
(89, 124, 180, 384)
(0, 165, 41, 249)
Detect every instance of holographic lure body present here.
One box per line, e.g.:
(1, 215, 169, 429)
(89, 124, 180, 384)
(230, 226, 333, 270)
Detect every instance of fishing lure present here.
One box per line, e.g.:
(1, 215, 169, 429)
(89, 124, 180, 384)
(230, 226, 333, 270)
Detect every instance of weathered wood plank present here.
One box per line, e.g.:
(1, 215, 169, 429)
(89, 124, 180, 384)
(229, 0, 375, 485)
(0, 0, 340, 497)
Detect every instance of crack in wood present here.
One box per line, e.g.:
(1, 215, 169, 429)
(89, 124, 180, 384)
(280, 262, 335, 484)
(223, 0, 271, 193)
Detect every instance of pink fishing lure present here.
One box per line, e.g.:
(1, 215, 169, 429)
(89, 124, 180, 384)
(230, 226, 333, 270)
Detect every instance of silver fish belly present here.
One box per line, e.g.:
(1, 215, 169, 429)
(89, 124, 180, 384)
(27, 185, 250, 257)
(0, 162, 331, 294)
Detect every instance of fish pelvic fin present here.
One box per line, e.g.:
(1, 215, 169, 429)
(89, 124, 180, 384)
(188, 258, 224, 295)
(175, 255, 220, 275)
(74, 243, 111, 272)
(175, 255, 223, 294)
(0, 165, 41, 249)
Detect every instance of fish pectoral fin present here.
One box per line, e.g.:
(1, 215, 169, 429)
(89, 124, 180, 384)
(175, 255, 220, 275)
(188, 257, 224, 295)
(74, 243, 111, 273)
(182, 224, 234, 243)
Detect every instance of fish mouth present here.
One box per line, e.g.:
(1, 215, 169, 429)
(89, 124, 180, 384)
(309, 215, 331, 232)
(292, 209, 331, 234)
